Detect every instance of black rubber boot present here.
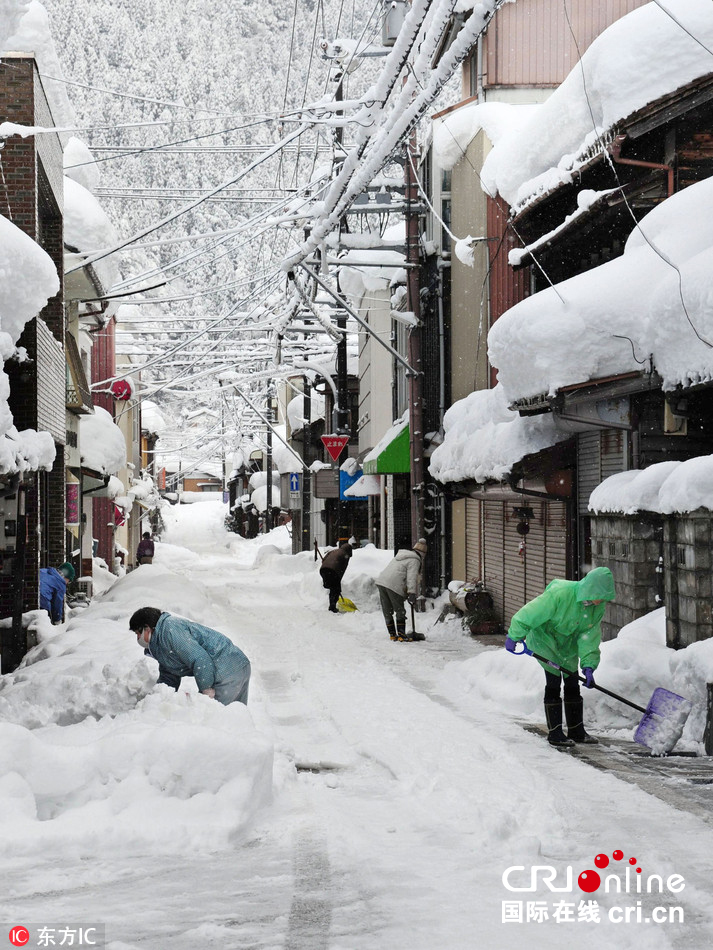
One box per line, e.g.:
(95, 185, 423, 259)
(386, 620, 397, 641)
(565, 700, 599, 744)
(545, 703, 575, 746)
(396, 620, 414, 642)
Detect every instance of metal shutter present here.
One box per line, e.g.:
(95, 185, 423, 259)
(524, 501, 546, 603)
(464, 499, 481, 581)
(601, 429, 625, 480)
(482, 502, 505, 623)
(503, 504, 526, 623)
(545, 501, 568, 582)
(577, 431, 601, 515)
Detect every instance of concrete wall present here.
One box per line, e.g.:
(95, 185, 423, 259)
(591, 514, 663, 642)
(664, 512, 713, 649)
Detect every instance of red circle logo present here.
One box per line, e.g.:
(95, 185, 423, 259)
(9, 927, 30, 947)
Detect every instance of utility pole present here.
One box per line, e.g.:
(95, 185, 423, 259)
(302, 377, 312, 551)
(265, 385, 273, 533)
(405, 129, 425, 549)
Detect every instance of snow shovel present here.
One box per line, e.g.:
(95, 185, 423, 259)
(407, 601, 426, 642)
(522, 647, 693, 755)
(337, 595, 358, 612)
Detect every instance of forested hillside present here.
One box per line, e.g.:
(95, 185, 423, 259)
(43, 0, 377, 439)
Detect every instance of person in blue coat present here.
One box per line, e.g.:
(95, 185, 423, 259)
(39, 562, 76, 624)
(129, 607, 251, 705)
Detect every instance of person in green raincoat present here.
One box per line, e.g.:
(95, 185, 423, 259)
(505, 566, 616, 746)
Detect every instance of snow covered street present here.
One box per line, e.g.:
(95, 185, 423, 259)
(2, 502, 713, 949)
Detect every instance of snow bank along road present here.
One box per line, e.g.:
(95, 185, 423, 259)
(2, 503, 713, 950)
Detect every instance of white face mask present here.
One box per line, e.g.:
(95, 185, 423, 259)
(137, 630, 151, 649)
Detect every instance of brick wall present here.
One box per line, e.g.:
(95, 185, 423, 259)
(0, 57, 65, 622)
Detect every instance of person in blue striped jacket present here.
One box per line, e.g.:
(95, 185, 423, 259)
(130, 607, 251, 705)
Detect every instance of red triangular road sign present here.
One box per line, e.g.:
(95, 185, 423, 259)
(321, 434, 349, 462)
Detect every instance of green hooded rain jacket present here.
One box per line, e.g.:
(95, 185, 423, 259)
(507, 566, 615, 674)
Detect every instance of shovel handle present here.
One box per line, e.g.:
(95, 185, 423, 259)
(528, 650, 647, 715)
(410, 600, 416, 635)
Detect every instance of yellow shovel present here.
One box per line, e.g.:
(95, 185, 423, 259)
(337, 595, 358, 612)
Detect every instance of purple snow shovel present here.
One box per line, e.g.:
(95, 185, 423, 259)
(520, 646, 693, 755)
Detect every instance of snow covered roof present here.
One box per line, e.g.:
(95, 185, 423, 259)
(3, 1, 75, 129)
(432, 100, 537, 173)
(79, 407, 126, 476)
(481, 0, 713, 211)
(140, 400, 167, 437)
(63, 136, 100, 193)
(250, 484, 281, 513)
(428, 385, 571, 485)
(63, 177, 118, 292)
(589, 457, 713, 515)
(488, 176, 713, 403)
(0, 211, 59, 474)
(286, 391, 325, 433)
(339, 249, 407, 309)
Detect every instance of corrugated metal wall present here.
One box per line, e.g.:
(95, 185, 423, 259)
(487, 196, 530, 386)
(483, 0, 649, 88)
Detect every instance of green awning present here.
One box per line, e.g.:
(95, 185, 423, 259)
(362, 422, 410, 474)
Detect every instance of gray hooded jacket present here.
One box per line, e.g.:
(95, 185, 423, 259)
(376, 549, 422, 597)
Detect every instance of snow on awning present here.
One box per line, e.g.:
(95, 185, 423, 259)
(344, 474, 381, 497)
(488, 177, 713, 404)
(428, 385, 570, 486)
(79, 407, 126, 476)
(362, 412, 410, 475)
(480, 0, 713, 211)
(589, 456, 713, 515)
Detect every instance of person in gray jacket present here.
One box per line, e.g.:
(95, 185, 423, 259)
(375, 539, 427, 641)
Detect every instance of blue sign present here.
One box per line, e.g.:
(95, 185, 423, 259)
(289, 473, 301, 493)
(340, 469, 367, 501)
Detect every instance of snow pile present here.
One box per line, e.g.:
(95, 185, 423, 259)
(489, 176, 713, 401)
(590, 456, 713, 514)
(429, 384, 570, 485)
(79, 406, 126, 475)
(433, 100, 538, 172)
(481, 0, 713, 209)
(63, 176, 118, 291)
(0, 564, 272, 855)
(440, 607, 708, 753)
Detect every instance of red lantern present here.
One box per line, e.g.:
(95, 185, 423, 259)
(111, 379, 132, 401)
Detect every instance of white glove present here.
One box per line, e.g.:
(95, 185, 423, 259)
(201, 687, 216, 698)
